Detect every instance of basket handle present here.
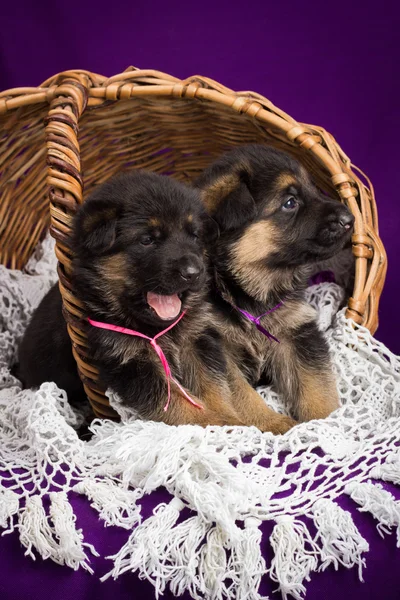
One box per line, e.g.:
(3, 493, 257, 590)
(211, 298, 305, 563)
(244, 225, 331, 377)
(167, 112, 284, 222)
(45, 73, 118, 419)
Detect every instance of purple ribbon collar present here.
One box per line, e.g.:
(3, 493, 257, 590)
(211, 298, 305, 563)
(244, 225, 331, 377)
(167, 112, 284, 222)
(232, 301, 284, 343)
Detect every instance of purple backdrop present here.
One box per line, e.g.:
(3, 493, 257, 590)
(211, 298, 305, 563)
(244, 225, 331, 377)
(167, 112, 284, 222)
(1, 4, 400, 599)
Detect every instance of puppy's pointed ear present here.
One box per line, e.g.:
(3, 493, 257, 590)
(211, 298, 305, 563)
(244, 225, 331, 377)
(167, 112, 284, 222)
(201, 213, 220, 244)
(74, 198, 121, 255)
(200, 172, 256, 232)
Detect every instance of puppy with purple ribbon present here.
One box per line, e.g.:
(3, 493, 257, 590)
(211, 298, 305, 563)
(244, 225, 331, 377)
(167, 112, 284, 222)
(196, 144, 354, 422)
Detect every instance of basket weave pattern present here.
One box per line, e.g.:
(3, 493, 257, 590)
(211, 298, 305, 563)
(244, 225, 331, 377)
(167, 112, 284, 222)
(0, 68, 387, 417)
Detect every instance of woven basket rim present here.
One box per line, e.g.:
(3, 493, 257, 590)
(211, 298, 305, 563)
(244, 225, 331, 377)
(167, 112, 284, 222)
(0, 68, 378, 187)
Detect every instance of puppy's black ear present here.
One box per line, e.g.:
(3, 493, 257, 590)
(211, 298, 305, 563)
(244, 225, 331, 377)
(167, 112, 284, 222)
(213, 181, 256, 232)
(201, 214, 220, 244)
(73, 199, 121, 255)
(200, 172, 256, 233)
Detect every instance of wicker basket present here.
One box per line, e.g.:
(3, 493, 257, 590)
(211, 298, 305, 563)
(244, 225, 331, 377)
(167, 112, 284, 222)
(0, 67, 387, 418)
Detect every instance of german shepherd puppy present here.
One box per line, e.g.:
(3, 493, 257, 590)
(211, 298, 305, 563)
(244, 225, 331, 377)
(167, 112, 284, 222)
(18, 171, 295, 432)
(196, 144, 354, 422)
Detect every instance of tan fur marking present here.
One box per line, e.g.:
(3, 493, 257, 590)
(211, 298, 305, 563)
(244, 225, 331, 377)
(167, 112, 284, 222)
(200, 173, 241, 211)
(232, 221, 278, 265)
(299, 164, 314, 185)
(91, 253, 128, 318)
(227, 361, 296, 433)
(271, 336, 339, 422)
(187, 214, 193, 223)
(200, 159, 252, 211)
(274, 172, 299, 191)
(297, 369, 340, 421)
(149, 217, 160, 227)
(154, 371, 245, 427)
(275, 300, 316, 331)
(230, 221, 279, 301)
(161, 389, 245, 427)
(98, 253, 127, 292)
(82, 207, 118, 232)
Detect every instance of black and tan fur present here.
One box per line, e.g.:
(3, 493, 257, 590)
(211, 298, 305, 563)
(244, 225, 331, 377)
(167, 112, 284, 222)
(18, 171, 295, 433)
(196, 144, 354, 422)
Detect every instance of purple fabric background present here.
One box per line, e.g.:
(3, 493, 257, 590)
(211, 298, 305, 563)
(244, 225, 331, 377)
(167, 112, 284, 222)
(1, 2, 400, 599)
(1, 483, 400, 600)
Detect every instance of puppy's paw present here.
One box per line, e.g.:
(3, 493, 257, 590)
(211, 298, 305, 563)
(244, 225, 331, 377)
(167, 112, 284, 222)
(260, 414, 297, 435)
(298, 393, 340, 422)
(298, 404, 339, 422)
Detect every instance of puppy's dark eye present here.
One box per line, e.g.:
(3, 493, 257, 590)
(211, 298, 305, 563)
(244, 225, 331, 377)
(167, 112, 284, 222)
(140, 235, 154, 246)
(282, 197, 299, 211)
(190, 232, 199, 241)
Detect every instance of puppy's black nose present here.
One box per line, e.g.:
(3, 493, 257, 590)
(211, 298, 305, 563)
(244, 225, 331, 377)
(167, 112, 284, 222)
(338, 210, 354, 231)
(328, 207, 354, 232)
(179, 263, 201, 282)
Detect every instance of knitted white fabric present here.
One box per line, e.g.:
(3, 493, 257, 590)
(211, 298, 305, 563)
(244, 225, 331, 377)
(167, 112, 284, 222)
(1, 235, 400, 599)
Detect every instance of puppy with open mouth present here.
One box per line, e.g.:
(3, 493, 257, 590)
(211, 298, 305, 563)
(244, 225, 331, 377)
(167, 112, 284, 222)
(196, 144, 354, 422)
(18, 170, 295, 432)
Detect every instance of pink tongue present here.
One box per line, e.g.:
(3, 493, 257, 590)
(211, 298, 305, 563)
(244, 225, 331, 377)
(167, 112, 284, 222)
(147, 292, 182, 320)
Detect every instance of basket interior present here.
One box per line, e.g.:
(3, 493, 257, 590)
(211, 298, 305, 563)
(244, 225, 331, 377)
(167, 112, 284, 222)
(79, 96, 342, 197)
(0, 104, 49, 269)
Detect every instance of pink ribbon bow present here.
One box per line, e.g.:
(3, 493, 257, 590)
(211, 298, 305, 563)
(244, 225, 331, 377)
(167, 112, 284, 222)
(88, 311, 203, 412)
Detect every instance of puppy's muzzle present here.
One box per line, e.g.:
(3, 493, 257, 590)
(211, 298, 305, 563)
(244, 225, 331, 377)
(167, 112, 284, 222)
(317, 205, 354, 247)
(327, 206, 354, 234)
(177, 255, 204, 283)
